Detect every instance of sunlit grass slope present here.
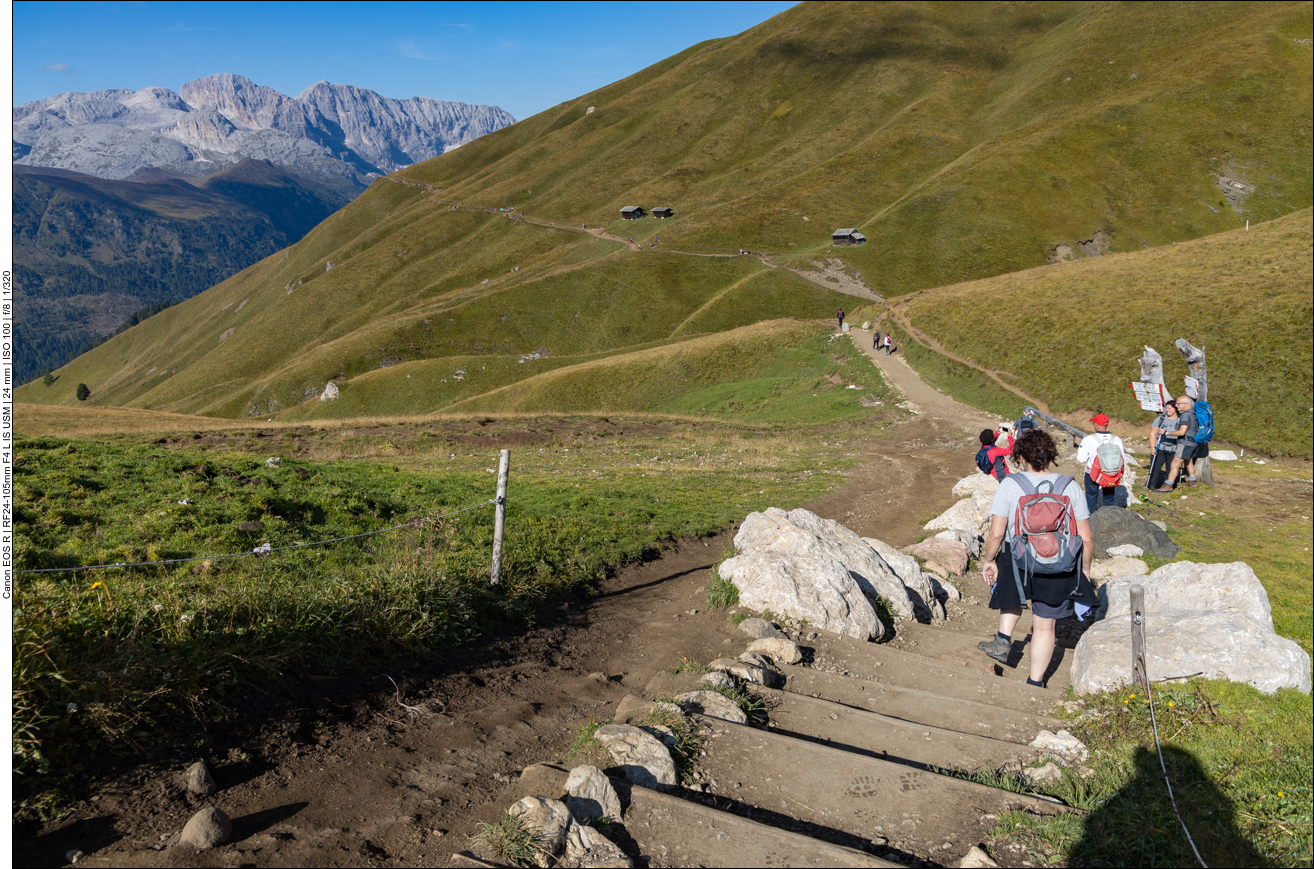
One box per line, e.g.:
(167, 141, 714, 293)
(18, 1, 1311, 421)
(902, 209, 1314, 457)
(410, 1, 1312, 291)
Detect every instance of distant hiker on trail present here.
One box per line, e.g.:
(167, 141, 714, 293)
(873, 330, 881, 349)
(883, 335, 893, 355)
(975, 428, 1012, 479)
(1077, 413, 1127, 513)
(837, 309, 845, 329)
(1147, 400, 1181, 491)
(977, 429, 1097, 689)
(1015, 409, 1038, 435)
(1156, 397, 1196, 491)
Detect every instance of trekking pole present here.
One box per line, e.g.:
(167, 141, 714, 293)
(1137, 492, 1181, 520)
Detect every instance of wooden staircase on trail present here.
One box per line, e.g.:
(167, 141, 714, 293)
(455, 613, 1081, 868)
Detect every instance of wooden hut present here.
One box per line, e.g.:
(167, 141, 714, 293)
(620, 206, 646, 220)
(652, 206, 674, 219)
(831, 228, 867, 245)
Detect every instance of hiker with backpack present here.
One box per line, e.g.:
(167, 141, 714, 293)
(1156, 395, 1200, 491)
(1015, 409, 1038, 435)
(975, 427, 1012, 479)
(1076, 413, 1127, 513)
(976, 429, 1097, 689)
(1173, 395, 1213, 487)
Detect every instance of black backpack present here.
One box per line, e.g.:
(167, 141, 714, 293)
(975, 446, 993, 475)
(1017, 417, 1038, 434)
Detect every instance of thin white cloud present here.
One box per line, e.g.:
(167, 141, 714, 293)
(164, 22, 217, 32)
(399, 40, 439, 60)
(41, 63, 75, 74)
(435, 22, 472, 31)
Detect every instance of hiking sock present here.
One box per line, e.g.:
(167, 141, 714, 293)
(1026, 677, 1047, 688)
(996, 631, 1012, 643)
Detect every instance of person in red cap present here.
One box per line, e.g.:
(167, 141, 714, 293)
(1076, 412, 1128, 513)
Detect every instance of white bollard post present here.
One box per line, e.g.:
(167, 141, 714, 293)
(490, 449, 510, 588)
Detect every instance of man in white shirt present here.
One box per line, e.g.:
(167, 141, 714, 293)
(1076, 412, 1127, 513)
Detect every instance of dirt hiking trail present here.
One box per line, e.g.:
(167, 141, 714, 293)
(23, 333, 1094, 869)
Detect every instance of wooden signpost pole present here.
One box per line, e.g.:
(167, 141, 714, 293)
(490, 449, 510, 588)
(1175, 339, 1213, 485)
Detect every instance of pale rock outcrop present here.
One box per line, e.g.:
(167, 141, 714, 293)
(708, 657, 784, 688)
(866, 537, 961, 602)
(1073, 562, 1312, 695)
(319, 381, 339, 401)
(1210, 450, 1238, 461)
(959, 844, 1000, 868)
(592, 724, 677, 790)
(901, 538, 971, 576)
(1029, 729, 1089, 762)
(699, 670, 735, 691)
(732, 507, 941, 622)
(1106, 544, 1144, 558)
(934, 529, 982, 558)
(564, 765, 622, 823)
(1089, 556, 1149, 580)
(952, 473, 999, 501)
(737, 617, 786, 640)
(924, 497, 988, 535)
(718, 551, 882, 640)
(180, 807, 232, 850)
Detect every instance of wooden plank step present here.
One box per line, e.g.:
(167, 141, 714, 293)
(516, 763, 896, 868)
(753, 686, 1038, 772)
(773, 664, 1061, 745)
(800, 629, 1059, 713)
(884, 621, 1077, 692)
(691, 716, 1069, 865)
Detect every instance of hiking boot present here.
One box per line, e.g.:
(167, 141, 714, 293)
(1151, 486, 1174, 493)
(977, 635, 1013, 664)
(1182, 479, 1198, 487)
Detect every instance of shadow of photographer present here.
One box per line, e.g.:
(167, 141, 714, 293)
(1073, 744, 1266, 867)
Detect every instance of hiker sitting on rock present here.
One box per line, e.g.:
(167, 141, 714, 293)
(1076, 413, 1127, 513)
(977, 429, 1097, 689)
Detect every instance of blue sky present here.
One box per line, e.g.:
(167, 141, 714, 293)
(12, 1, 797, 120)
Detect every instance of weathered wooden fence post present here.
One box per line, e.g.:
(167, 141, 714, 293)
(1130, 584, 1147, 693)
(490, 449, 510, 588)
(1175, 339, 1213, 485)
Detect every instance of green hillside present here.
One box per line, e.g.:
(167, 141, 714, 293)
(18, 1, 1312, 423)
(12, 160, 356, 385)
(899, 208, 1314, 457)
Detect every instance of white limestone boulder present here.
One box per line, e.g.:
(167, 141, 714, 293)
(734, 508, 939, 621)
(1072, 562, 1312, 695)
(865, 537, 961, 602)
(951, 473, 999, 501)
(1210, 450, 1238, 461)
(924, 498, 988, 535)
(718, 551, 883, 641)
(1089, 556, 1150, 580)
(593, 724, 677, 791)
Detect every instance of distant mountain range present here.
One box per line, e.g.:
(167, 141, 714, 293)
(13, 73, 516, 180)
(12, 75, 516, 384)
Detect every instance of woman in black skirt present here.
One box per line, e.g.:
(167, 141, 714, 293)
(976, 429, 1098, 688)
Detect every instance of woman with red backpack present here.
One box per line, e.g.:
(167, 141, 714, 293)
(976, 429, 1098, 689)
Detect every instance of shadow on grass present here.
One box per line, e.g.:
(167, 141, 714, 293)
(1074, 745, 1265, 867)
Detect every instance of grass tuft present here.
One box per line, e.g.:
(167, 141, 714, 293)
(474, 813, 550, 868)
(565, 718, 610, 764)
(706, 547, 740, 609)
(639, 700, 704, 783)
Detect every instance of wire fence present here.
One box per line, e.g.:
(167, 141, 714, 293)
(14, 498, 496, 576)
(1138, 615, 1209, 868)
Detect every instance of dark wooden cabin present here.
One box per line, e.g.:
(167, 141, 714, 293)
(831, 228, 867, 245)
(620, 206, 646, 220)
(652, 207, 674, 219)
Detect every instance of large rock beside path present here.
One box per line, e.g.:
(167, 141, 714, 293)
(952, 473, 999, 501)
(745, 637, 803, 664)
(1072, 562, 1312, 695)
(866, 537, 961, 602)
(901, 538, 971, 576)
(924, 497, 988, 536)
(732, 507, 941, 623)
(1088, 507, 1179, 560)
(592, 724, 677, 791)
(736, 617, 786, 640)
(675, 690, 748, 724)
(717, 551, 883, 641)
(1089, 556, 1149, 581)
(560, 821, 633, 868)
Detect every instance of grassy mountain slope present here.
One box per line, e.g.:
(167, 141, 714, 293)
(901, 208, 1314, 457)
(18, 1, 1312, 422)
(12, 160, 355, 384)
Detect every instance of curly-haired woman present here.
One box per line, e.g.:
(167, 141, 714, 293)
(976, 429, 1098, 688)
